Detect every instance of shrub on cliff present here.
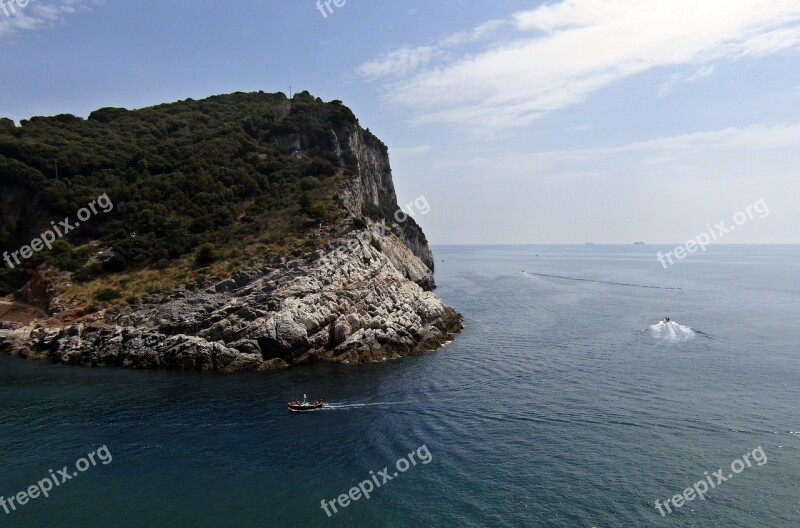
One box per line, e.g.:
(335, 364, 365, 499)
(195, 243, 219, 266)
(93, 288, 122, 302)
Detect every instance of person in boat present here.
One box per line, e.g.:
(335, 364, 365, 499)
(664, 316, 671, 323)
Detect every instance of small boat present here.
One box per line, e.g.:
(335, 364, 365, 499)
(288, 394, 323, 412)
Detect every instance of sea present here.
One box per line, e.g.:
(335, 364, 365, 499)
(1, 245, 798, 527)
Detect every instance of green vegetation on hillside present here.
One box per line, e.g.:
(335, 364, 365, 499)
(0, 91, 370, 297)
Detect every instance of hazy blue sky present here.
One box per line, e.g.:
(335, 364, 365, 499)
(2, 0, 799, 244)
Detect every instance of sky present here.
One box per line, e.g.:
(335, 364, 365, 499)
(1, 0, 799, 244)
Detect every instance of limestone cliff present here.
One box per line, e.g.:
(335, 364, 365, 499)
(321, 122, 435, 285)
(0, 98, 463, 371)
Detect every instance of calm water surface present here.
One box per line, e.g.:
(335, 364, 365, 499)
(1, 245, 798, 527)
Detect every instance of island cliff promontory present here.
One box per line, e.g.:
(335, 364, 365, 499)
(0, 91, 462, 371)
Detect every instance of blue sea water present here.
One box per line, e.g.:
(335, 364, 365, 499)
(1, 245, 798, 527)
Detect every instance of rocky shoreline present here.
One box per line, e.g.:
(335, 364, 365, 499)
(0, 223, 462, 373)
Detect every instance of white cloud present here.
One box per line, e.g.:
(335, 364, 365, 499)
(658, 65, 717, 96)
(439, 122, 800, 173)
(657, 74, 682, 97)
(0, 0, 103, 39)
(356, 19, 510, 80)
(686, 65, 716, 82)
(441, 19, 509, 47)
(357, 46, 436, 79)
(359, 0, 800, 134)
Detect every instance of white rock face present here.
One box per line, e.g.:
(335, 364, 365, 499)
(339, 127, 436, 276)
(0, 226, 462, 372)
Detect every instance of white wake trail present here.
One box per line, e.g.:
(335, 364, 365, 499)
(322, 401, 411, 410)
(648, 321, 695, 341)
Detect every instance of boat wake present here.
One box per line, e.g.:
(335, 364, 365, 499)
(521, 271, 681, 290)
(648, 321, 695, 341)
(322, 401, 411, 410)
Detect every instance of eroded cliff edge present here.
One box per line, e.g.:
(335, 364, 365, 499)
(0, 95, 463, 371)
(0, 226, 462, 371)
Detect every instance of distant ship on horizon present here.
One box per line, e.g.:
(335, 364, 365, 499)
(634, 241, 645, 245)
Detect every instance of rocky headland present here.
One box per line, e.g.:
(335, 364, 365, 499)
(0, 92, 463, 371)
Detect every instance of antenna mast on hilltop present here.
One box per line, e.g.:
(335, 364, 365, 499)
(289, 85, 292, 98)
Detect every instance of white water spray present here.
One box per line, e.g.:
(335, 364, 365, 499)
(648, 320, 695, 341)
